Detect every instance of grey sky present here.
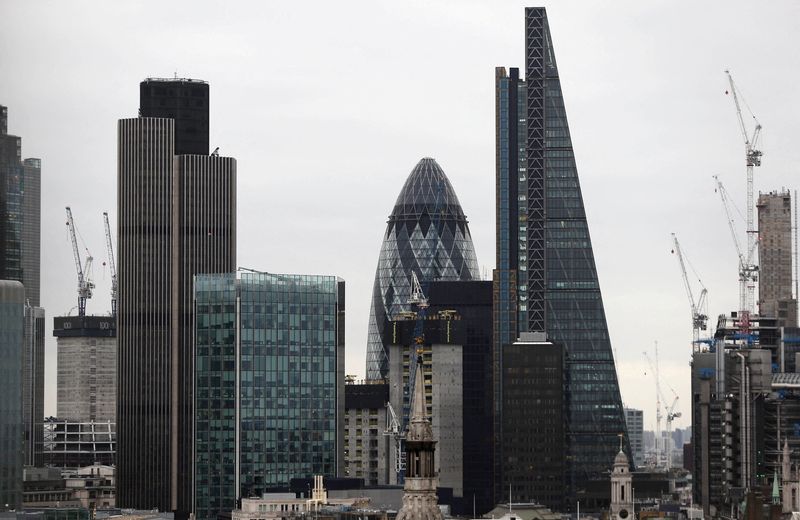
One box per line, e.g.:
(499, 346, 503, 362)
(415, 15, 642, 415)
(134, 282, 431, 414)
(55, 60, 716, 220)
(1, 0, 799, 433)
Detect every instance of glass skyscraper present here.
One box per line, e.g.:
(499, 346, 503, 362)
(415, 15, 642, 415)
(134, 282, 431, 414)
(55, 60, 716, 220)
(366, 157, 480, 380)
(194, 272, 345, 520)
(494, 7, 630, 507)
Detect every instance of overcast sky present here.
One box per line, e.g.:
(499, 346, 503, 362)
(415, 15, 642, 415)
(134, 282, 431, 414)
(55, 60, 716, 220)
(2, 0, 799, 433)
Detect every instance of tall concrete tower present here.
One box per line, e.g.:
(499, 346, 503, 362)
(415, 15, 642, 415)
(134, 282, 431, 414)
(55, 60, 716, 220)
(116, 79, 236, 517)
(757, 191, 797, 327)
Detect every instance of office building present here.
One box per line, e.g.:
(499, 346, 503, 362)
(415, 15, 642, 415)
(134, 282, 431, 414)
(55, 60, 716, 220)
(1, 106, 45, 468)
(193, 271, 345, 520)
(116, 78, 236, 516)
(366, 157, 480, 380)
(343, 383, 390, 485)
(0, 105, 41, 306)
(624, 408, 644, 468)
(501, 332, 565, 511)
(23, 304, 45, 466)
(385, 281, 493, 516)
(0, 280, 25, 510)
(757, 191, 797, 327)
(493, 8, 630, 507)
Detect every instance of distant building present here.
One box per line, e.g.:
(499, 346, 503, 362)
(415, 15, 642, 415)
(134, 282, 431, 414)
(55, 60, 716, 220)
(0, 280, 24, 509)
(343, 383, 390, 485)
(193, 271, 345, 520)
(116, 78, 236, 516)
(231, 477, 372, 520)
(624, 408, 644, 468)
(0, 105, 42, 306)
(757, 191, 797, 327)
(23, 464, 115, 510)
(1, 105, 45, 469)
(365, 157, 480, 380)
(23, 304, 45, 466)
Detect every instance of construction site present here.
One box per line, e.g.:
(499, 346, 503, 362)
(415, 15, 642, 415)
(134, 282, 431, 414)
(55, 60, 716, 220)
(675, 71, 800, 519)
(45, 209, 118, 469)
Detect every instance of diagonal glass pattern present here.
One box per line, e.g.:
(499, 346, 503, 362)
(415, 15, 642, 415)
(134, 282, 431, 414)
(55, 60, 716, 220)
(366, 158, 480, 380)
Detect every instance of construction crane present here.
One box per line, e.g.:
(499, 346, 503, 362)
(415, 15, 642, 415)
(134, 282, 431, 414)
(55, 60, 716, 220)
(643, 342, 680, 470)
(103, 212, 117, 316)
(714, 175, 758, 336)
(671, 233, 709, 349)
(724, 70, 763, 332)
(643, 345, 664, 468)
(65, 207, 95, 316)
(391, 177, 446, 484)
(383, 401, 404, 478)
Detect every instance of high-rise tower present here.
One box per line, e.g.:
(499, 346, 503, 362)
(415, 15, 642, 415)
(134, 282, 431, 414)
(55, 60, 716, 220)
(366, 158, 480, 380)
(494, 7, 630, 506)
(757, 191, 797, 327)
(116, 79, 236, 516)
(1, 105, 45, 467)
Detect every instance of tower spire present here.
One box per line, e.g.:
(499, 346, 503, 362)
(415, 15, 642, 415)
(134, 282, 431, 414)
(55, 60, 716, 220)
(395, 355, 444, 520)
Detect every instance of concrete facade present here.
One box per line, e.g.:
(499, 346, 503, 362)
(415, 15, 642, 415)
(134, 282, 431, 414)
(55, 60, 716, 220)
(386, 314, 464, 497)
(55, 316, 117, 422)
(343, 383, 390, 485)
(758, 191, 797, 327)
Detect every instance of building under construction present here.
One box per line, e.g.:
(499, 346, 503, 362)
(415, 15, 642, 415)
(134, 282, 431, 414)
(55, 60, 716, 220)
(48, 315, 116, 468)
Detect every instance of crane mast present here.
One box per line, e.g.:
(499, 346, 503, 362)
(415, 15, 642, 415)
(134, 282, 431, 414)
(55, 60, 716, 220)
(714, 175, 758, 337)
(643, 346, 663, 468)
(724, 70, 762, 332)
(103, 212, 117, 316)
(65, 207, 94, 316)
(671, 233, 708, 348)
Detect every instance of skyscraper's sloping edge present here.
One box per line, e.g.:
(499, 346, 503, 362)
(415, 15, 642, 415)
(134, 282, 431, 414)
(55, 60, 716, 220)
(366, 158, 480, 379)
(525, 6, 631, 487)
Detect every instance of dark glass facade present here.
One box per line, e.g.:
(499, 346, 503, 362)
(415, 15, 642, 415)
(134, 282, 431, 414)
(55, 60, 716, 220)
(0, 105, 41, 306)
(0, 280, 24, 509)
(494, 7, 630, 508)
(140, 78, 209, 155)
(366, 157, 480, 380)
(194, 272, 344, 520)
(427, 281, 494, 516)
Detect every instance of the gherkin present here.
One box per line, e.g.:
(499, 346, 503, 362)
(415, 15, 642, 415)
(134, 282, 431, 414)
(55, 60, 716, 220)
(366, 158, 480, 380)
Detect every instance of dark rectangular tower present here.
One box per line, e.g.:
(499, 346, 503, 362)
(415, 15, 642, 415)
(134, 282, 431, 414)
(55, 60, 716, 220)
(493, 8, 631, 509)
(140, 78, 210, 156)
(117, 79, 235, 517)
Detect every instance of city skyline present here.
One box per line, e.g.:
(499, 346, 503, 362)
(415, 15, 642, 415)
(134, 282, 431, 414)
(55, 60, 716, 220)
(2, 0, 800, 432)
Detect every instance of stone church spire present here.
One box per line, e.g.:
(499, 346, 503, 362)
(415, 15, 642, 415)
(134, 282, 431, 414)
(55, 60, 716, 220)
(395, 355, 444, 520)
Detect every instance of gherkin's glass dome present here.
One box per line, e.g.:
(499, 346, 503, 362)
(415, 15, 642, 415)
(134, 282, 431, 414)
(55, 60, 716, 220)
(366, 158, 480, 380)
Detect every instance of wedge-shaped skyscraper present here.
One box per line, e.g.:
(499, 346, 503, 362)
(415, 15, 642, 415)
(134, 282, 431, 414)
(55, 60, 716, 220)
(494, 7, 630, 508)
(366, 158, 480, 379)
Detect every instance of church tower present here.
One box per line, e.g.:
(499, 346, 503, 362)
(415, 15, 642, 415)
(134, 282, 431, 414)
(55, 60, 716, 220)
(610, 445, 633, 520)
(395, 355, 444, 520)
